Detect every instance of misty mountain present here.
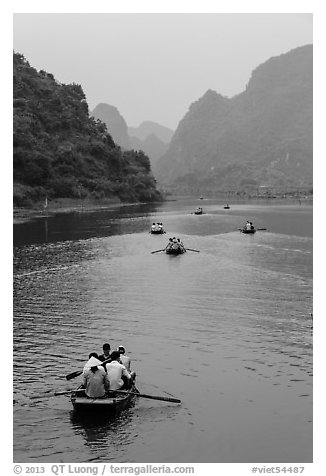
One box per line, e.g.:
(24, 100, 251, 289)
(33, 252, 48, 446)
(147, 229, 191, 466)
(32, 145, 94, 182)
(128, 121, 174, 143)
(129, 133, 169, 166)
(154, 45, 312, 192)
(91, 103, 131, 149)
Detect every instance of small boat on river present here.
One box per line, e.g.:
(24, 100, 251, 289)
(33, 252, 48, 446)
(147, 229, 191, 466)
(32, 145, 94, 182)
(224, 204, 230, 209)
(165, 245, 186, 255)
(71, 384, 138, 414)
(194, 207, 203, 215)
(150, 223, 165, 234)
(240, 227, 256, 234)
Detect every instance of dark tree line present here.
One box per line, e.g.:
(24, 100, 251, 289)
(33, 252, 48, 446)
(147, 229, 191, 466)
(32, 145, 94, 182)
(13, 52, 162, 206)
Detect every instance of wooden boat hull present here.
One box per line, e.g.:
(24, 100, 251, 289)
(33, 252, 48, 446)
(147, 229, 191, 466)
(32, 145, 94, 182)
(240, 228, 256, 234)
(71, 386, 137, 414)
(151, 229, 165, 234)
(194, 211, 203, 215)
(165, 247, 186, 255)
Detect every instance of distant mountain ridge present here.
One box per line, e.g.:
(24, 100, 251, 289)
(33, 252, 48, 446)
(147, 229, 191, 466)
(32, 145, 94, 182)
(129, 133, 169, 166)
(128, 121, 174, 143)
(154, 45, 313, 192)
(90, 107, 173, 166)
(91, 103, 131, 149)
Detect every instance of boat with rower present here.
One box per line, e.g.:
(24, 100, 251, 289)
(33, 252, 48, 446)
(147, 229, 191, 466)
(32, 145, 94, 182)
(165, 245, 186, 255)
(194, 207, 203, 215)
(150, 223, 165, 234)
(71, 383, 138, 414)
(240, 227, 256, 234)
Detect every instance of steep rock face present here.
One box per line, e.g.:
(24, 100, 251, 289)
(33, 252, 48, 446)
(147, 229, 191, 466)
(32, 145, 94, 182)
(91, 103, 131, 149)
(155, 45, 312, 190)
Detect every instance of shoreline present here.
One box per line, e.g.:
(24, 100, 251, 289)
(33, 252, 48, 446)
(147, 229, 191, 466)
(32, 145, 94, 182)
(13, 198, 141, 224)
(13, 195, 313, 225)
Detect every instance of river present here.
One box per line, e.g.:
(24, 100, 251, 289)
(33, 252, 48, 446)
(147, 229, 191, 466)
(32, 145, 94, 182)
(13, 198, 313, 463)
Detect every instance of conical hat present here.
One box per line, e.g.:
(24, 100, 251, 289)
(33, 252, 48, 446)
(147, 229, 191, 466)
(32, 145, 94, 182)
(83, 356, 102, 371)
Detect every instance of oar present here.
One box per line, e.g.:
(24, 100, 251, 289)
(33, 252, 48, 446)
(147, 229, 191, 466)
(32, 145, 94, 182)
(257, 228, 267, 231)
(110, 389, 181, 403)
(186, 248, 200, 253)
(30, 390, 73, 400)
(66, 370, 83, 381)
(151, 249, 165, 254)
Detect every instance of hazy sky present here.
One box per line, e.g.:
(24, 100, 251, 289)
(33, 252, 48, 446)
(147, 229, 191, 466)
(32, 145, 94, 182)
(13, 13, 312, 130)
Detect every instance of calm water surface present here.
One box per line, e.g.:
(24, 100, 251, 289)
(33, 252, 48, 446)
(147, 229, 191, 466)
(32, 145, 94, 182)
(13, 198, 313, 463)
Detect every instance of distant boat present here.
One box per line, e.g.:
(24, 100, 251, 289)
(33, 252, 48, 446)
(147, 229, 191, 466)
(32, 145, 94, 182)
(240, 227, 256, 234)
(199, 197, 204, 200)
(150, 226, 165, 234)
(166, 245, 186, 255)
(224, 204, 230, 209)
(194, 207, 203, 215)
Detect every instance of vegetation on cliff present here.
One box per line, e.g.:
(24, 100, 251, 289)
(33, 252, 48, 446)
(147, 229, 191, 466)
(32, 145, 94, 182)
(155, 45, 312, 193)
(13, 52, 162, 206)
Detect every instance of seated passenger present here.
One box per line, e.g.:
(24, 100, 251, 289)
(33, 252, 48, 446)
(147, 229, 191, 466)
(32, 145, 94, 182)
(98, 343, 111, 362)
(117, 345, 131, 372)
(177, 238, 186, 251)
(82, 365, 110, 398)
(83, 352, 102, 372)
(105, 351, 132, 390)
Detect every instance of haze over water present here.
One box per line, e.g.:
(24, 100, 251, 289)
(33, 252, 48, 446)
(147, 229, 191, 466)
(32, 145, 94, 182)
(13, 198, 312, 463)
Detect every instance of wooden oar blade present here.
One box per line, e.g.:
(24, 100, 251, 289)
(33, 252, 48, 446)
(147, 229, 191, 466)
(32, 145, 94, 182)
(112, 389, 181, 403)
(151, 249, 165, 254)
(186, 248, 200, 253)
(66, 370, 83, 381)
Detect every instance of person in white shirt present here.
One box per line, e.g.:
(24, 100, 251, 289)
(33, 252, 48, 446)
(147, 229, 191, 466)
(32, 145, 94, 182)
(117, 345, 131, 372)
(105, 351, 132, 390)
(82, 365, 110, 398)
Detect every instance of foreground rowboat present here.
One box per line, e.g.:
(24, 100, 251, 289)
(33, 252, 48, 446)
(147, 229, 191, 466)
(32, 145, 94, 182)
(71, 385, 138, 414)
(240, 228, 256, 234)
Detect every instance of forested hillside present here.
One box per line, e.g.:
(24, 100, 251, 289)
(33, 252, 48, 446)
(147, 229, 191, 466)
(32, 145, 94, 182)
(13, 52, 162, 206)
(154, 45, 312, 193)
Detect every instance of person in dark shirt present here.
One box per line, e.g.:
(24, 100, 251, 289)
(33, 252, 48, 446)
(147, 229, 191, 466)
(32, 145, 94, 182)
(98, 343, 111, 362)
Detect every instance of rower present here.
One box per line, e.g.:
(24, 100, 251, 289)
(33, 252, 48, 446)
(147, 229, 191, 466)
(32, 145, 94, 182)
(82, 364, 110, 398)
(177, 238, 186, 252)
(165, 238, 173, 250)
